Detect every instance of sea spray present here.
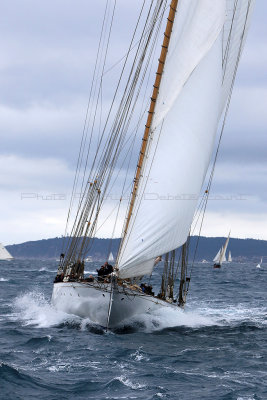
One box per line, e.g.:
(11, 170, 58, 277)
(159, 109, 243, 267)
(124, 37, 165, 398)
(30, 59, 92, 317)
(12, 291, 73, 328)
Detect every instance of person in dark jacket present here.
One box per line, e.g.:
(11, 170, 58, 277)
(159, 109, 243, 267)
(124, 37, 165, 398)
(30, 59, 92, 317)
(97, 262, 113, 281)
(104, 262, 113, 275)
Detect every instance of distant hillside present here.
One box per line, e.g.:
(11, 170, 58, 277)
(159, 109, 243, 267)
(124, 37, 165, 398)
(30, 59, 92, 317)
(6, 237, 120, 261)
(6, 236, 267, 262)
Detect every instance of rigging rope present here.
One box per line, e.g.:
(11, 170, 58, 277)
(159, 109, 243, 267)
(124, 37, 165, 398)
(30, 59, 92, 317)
(61, 0, 167, 270)
(61, 0, 111, 255)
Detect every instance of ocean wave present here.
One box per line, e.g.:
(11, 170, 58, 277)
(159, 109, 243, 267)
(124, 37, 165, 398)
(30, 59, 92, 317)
(113, 300, 267, 333)
(130, 348, 149, 362)
(0, 362, 36, 387)
(0, 362, 20, 378)
(39, 267, 50, 272)
(187, 301, 267, 328)
(106, 375, 145, 390)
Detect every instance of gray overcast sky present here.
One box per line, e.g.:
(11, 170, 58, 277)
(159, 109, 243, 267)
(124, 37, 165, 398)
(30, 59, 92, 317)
(0, 0, 266, 245)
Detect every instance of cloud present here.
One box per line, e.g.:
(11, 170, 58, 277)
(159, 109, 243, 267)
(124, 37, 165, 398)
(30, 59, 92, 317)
(0, 154, 73, 191)
(201, 211, 267, 241)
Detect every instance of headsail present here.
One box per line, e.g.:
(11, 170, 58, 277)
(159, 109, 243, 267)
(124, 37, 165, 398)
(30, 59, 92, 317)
(213, 248, 222, 263)
(218, 232, 231, 265)
(108, 252, 114, 263)
(0, 243, 13, 260)
(117, 0, 254, 279)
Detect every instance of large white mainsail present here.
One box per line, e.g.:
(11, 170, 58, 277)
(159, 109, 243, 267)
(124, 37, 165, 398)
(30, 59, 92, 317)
(0, 243, 13, 260)
(117, 0, 254, 279)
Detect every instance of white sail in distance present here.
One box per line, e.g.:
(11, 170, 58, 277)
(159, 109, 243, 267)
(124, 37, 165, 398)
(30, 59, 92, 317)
(117, 0, 255, 279)
(219, 232, 231, 265)
(228, 251, 232, 262)
(213, 248, 222, 263)
(108, 252, 114, 263)
(221, 251, 227, 263)
(0, 243, 13, 260)
(256, 258, 262, 268)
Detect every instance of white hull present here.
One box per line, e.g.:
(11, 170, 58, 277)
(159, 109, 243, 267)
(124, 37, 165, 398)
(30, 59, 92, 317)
(51, 281, 177, 328)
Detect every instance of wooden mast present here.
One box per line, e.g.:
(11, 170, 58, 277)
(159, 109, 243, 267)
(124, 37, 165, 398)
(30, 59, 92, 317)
(122, 0, 179, 238)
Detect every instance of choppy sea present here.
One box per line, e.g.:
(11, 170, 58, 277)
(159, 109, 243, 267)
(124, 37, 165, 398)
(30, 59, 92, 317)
(0, 259, 266, 400)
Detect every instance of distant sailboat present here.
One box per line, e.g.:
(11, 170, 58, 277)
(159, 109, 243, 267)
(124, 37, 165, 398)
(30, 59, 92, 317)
(213, 232, 230, 268)
(228, 251, 232, 262)
(256, 257, 262, 269)
(0, 243, 13, 260)
(108, 252, 114, 263)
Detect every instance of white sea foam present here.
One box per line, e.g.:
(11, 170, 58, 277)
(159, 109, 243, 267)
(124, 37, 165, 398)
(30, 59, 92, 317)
(0, 277, 9, 282)
(130, 348, 149, 362)
(39, 267, 49, 272)
(126, 306, 216, 332)
(121, 299, 267, 332)
(187, 302, 267, 327)
(237, 396, 256, 400)
(116, 375, 145, 389)
(12, 291, 78, 328)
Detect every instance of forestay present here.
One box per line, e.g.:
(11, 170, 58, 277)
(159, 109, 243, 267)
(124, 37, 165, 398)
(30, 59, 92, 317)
(117, 0, 254, 279)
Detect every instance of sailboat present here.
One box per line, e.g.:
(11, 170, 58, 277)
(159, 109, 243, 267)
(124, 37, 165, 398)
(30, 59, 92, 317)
(228, 251, 232, 263)
(51, 1, 254, 328)
(213, 232, 230, 268)
(0, 243, 13, 260)
(256, 257, 262, 269)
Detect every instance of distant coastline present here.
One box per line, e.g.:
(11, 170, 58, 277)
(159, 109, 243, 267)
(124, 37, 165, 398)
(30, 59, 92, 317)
(6, 236, 267, 262)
